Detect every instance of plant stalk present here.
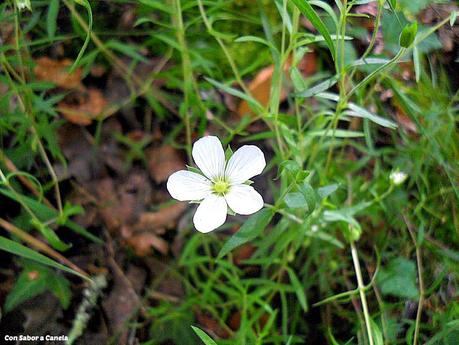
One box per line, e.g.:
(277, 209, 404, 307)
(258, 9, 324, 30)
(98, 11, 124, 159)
(350, 240, 374, 345)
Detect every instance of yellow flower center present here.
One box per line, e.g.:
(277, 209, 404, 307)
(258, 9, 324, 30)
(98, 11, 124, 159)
(212, 180, 230, 195)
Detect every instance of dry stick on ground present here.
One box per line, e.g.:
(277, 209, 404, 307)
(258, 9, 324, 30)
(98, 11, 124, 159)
(0, 217, 89, 278)
(403, 215, 425, 345)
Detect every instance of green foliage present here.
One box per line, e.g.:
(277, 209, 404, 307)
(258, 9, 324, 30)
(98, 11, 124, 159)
(218, 208, 274, 258)
(377, 257, 419, 299)
(5, 260, 71, 312)
(0, 236, 88, 280)
(191, 326, 218, 345)
(399, 21, 418, 48)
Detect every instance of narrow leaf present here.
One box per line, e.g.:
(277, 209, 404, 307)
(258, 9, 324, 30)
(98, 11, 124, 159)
(191, 326, 218, 345)
(0, 236, 89, 280)
(287, 268, 308, 311)
(47, 0, 59, 39)
(290, 0, 336, 60)
(218, 209, 273, 258)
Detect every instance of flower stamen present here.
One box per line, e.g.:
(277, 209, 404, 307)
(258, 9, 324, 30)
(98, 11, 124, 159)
(212, 180, 230, 195)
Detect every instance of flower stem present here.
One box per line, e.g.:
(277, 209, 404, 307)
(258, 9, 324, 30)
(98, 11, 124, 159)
(350, 240, 374, 345)
(403, 215, 425, 345)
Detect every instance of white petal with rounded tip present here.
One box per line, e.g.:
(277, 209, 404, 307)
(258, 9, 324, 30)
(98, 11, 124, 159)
(193, 194, 227, 233)
(225, 184, 264, 215)
(225, 145, 266, 184)
(192, 136, 225, 180)
(166, 170, 211, 201)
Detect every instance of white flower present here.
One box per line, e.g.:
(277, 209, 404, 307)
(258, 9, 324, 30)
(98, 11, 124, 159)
(167, 136, 266, 233)
(389, 170, 408, 185)
(16, 0, 31, 11)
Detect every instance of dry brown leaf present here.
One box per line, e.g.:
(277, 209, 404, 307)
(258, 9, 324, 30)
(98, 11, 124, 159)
(96, 178, 137, 231)
(125, 233, 168, 256)
(58, 88, 107, 125)
(298, 51, 317, 76)
(34, 57, 83, 89)
(237, 64, 288, 117)
(232, 243, 256, 266)
(147, 145, 185, 183)
(395, 109, 418, 134)
(136, 202, 187, 231)
(195, 311, 230, 339)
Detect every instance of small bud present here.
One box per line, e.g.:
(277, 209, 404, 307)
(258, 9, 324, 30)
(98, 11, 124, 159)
(399, 21, 418, 48)
(390, 170, 408, 186)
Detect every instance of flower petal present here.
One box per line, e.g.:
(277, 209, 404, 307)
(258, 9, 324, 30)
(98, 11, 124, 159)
(193, 194, 227, 233)
(192, 136, 225, 180)
(225, 145, 266, 184)
(225, 184, 264, 215)
(167, 170, 211, 201)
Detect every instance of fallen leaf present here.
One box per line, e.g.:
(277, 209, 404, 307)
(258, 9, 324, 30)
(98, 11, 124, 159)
(395, 109, 418, 134)
(58, 88, 108, 125)
(232, 243, 256, 266)
(103, 265, 145, 343)
(125, 232, 169, 256)
(147, 145, 185, 183)
(237, 64, 288, 117)
(298, 51, 317, 76)
(195, 310, 230, 339)
(34, 57, 83, 89)
(136, 202, 187, 231)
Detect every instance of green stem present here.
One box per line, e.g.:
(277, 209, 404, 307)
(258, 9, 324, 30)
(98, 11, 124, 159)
(404, 216, 425, 345)
(350, 240, 374, 345)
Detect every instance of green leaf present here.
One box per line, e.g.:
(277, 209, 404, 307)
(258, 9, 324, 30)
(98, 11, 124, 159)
(4, 270, 47, 312)
(47, 0, 59, 39)
(4, 261, 72, 312)
(298, 182, 316, 213)
(0, 236, 89, 280)
(371, 319, 384, 345)
(317, 183, 339, 199)
(48, 273, 72, 309)
(377, 257, 419, 299)
(218, 209, 273, 258)
(191, 326, 218, 345)
(290, 0, 336, 60)
(308, 130, 364, 138)
(70, 0, 93, 72)
(294, 75, 339, 98)
(285, 192, 307, 209)
(399, 21, 418, 48)
(279, 160, 301, 177)
(287, 267, 308, 312)
(345, 103, 398, 129)
(450, 11, 458, 27)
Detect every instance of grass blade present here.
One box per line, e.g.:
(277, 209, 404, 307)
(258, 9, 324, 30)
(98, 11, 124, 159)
(0, 236, 89, 280)
(290, 0, 336, 60)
